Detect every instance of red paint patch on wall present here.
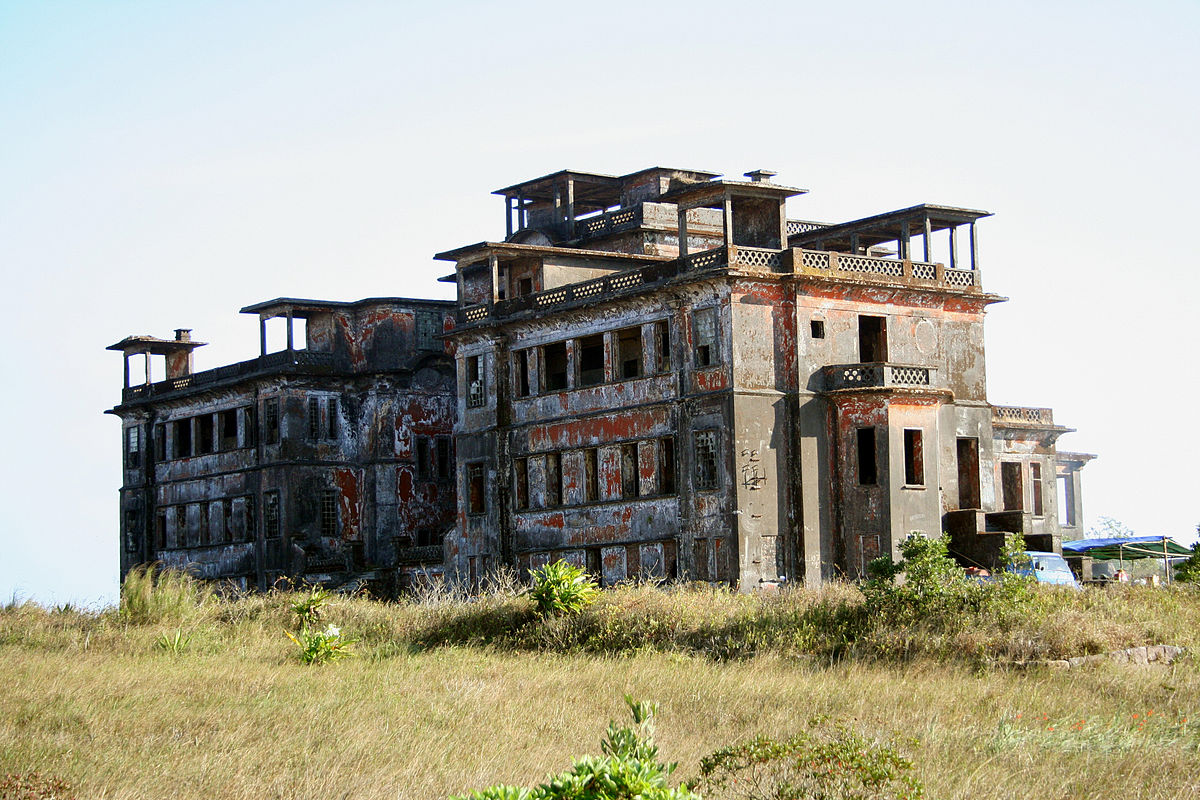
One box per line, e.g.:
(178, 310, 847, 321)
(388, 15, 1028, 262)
(333, 468, 362, 541)
(527, 408, 669, 451)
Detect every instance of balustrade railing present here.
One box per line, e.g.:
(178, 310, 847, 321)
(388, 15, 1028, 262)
(573, 206, 643, 240)
(991, 405, 1054, 425)
(823, 363, 935, 392)
(121, 351, 334, 401)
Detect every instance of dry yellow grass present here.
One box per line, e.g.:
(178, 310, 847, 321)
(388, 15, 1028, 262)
(2, 582, 1199, 799)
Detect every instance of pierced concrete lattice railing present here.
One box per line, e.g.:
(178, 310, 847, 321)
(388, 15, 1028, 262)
(121, 351, 335, 401)
(823, 363, 935, 392)
(992, 405, 1055, 425)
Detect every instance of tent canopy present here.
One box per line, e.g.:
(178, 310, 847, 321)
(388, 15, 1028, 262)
(1061, 536, 1192, 561)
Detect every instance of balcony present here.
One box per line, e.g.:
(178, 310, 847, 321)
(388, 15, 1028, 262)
(455, 244, 983, 327)
(822, 363, 936, 393)
(121, 350, 334, 402)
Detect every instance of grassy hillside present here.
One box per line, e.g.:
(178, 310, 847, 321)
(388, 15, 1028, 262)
(1, 574, 1198, 799)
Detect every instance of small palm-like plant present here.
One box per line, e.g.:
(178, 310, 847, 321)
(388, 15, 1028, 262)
(528, 560, 600, 617)
(290, 586, 332, 627)
(285, 624, 356, 665)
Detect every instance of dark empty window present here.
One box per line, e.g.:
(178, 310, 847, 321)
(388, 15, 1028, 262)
(578, 334, 605, 387)
(125, 425, 141, 469)
(308, 398, 321, 439)
(154, 423, 166, 461)
(264, 492, 280, 539)
(857, 428, 878, 486)
(219, 409, 238, 450)
(516, 350, 532, 397)
(416, 437, 432, 480)
(620, 443, 639, 499)
(694, 307, 718, 367)
(436, 437, 452, 480)
(858, 315, 887, 363)
(467, 463, 485, 514)
(219, 498, 233, 544)
(695, 430, 718, 490)
(659, 437, 676, 494)
(244, 496, 256, 542)
(1031, 462, 1044, 516)
(466, 355, 485, 408)
(1001, 462, 1023, 511)
(546, 452, 562, 507)
(514, 457, 530, 510)
(173, 419, 192, 459)
(518, 277, 533, 296)
(196, 414, 214, 455)
(543, 342, 568, 391)
(175, 505, 188, 548)
(903, 429, 924, 486)
(263, 399, 280, 445)
(198, 503, 210, 546)
(655, 319, 672, 373)
(320, 489, 339, 538)
(617, 327, 642, 379)
(810, 319, 826, 339)
(242, 407, 257, 448)
(583, 448, 598, 502)
(956, 438, 980, 509)
(326, 398, 339, 439)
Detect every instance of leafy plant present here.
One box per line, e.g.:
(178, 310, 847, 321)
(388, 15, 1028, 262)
(285, 624, 356, 665)
(689, 718, 924, 800)
(290, 586, 333, 627)
(527, 561, 600, 617)
(155, 628, 192, 655)
(452, 697, 699, 800)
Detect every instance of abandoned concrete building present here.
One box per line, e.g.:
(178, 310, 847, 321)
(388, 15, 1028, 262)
(438, 167, 1091, 589)
(107, 298, 457, 591)
(109, 166, 1092, 591)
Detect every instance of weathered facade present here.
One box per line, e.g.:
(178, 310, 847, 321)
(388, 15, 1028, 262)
(439, 167, 1092, 588)
(107, 297, 457, 591)
(109, 166, 1092, 592)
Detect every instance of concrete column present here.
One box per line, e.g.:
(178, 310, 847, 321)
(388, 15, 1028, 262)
(489, 253, 501, 303)
(259, 316, 268, 356)
(505, 196, 513, 238)
(949, 226, 959, 269)
(285, 312, 294, 352)
(123, 354, 130, 388)
(565, 177, 575, 239)
(677, 208, 689, 257)
(144, 352, 152, 385)
(722, 195, 733, 247)
(923, 215, 932, 262)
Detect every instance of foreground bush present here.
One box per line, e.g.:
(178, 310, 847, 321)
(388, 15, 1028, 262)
(528, 561, 600, 617)
(689, 719, 923, 800)
(452, 698, 698, 800)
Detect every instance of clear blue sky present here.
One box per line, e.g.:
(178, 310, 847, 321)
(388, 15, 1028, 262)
(2, 0, 1197, 607)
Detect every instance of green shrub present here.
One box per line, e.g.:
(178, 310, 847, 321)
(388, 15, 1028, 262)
(527, 561, 600, 617)
(689, 718, 924, 800)
(290, 586, 333, 627)
(285, 624, 356, 665)
(1174, 532, 1200, 583)
(452, 697, 698, 800)
(119, 565, 212, 625)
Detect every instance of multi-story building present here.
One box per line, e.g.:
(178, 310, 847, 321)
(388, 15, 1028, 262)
(106, 297, 457, 591)
(108, 167, 1093, 592)
(438, 167, 1092, 588)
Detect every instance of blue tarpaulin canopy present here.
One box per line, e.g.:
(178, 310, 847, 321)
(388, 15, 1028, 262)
(1061, 536, 1191, 560)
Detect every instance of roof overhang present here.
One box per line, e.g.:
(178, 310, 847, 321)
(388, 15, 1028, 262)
(238, 296, 455, 318)
(790, 204, 992, 250)
(106, 336, 206, 355)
